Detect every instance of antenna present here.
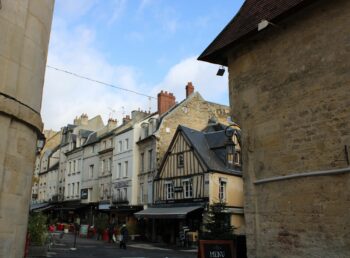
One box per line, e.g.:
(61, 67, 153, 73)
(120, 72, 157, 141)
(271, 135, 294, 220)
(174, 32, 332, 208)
(148, 97, 152, 113)
(108, 107, 116, 119)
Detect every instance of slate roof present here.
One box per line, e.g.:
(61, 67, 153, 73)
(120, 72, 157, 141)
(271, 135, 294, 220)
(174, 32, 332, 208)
(198, 0, 316, 65)
(84, 132, 98, 146)
(79, 129, 93, 138)
(180, 125, 241, 175)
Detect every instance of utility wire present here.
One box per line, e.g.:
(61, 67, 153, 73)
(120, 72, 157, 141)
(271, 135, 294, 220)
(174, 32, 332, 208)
(46, 65, 156, 99)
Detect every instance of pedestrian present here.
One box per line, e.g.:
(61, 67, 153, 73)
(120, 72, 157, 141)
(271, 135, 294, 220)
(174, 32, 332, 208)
(108, 216, 116, 243)
(119, 224, 128, 249)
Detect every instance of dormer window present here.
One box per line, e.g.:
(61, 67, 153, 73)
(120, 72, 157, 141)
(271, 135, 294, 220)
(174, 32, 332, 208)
(226, 144, 235, 168)
(177, 153, 184, 168)
(141, 122, 149, 138)
(234, 151, 241, 166)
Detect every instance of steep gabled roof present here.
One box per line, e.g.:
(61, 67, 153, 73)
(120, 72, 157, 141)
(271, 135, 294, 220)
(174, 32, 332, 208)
(157, 125, 241, 178)
(198, 0, 316, 65)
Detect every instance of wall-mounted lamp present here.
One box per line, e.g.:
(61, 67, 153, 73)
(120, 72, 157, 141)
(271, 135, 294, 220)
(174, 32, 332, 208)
(36, 137, 45, 154)
(258, 19, 280, 31)
(216, 66, 225, 76)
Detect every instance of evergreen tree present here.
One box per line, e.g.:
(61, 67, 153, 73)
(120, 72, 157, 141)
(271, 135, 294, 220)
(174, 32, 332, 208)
(201, 202, 236, 240)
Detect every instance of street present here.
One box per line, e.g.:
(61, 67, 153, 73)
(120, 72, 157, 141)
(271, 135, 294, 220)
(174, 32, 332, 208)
(28, 232, 197, 258)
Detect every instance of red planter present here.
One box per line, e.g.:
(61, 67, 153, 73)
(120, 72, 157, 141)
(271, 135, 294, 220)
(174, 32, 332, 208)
(102, 229, 109, 241)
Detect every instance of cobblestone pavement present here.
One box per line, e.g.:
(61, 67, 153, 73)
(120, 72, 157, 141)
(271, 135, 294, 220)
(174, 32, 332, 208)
(28, 232, 197, 258)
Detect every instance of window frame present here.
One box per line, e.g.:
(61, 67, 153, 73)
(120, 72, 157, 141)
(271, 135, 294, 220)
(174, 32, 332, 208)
(177, 153, 184, 168)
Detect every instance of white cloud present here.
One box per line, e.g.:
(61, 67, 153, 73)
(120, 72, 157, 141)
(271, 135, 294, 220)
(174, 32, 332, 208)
(152, 57, 229, 105)
(42, 13, 228, 131)
(42, 20, 151, 131)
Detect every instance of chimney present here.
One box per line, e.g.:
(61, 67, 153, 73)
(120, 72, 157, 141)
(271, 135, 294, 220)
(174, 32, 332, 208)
(158, 90, 176, 116)
(186, 82, 194, 98)
(107, 118, 118, 130)
(122, 115, 131, 124)
(74, 113, 89, 126)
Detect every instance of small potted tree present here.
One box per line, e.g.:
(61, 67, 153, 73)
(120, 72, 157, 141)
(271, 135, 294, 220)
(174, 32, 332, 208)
(27, 213, 48, 256)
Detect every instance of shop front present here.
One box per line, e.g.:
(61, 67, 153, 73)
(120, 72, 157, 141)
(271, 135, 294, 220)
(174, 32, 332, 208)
(134, 204, 203, 245)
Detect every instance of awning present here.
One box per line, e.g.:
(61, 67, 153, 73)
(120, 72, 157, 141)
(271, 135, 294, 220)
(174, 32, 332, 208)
(30, 203, 54, 212)
(134, 205, 203, 219)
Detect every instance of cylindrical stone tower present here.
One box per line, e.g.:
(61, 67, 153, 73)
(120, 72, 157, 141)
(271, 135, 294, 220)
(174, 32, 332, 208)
(0, 1, 54, 257)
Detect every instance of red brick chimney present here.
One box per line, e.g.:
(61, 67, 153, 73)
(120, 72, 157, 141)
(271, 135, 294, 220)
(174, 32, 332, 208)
(186, 82, 194, 98)
(158, 90, 176, 116)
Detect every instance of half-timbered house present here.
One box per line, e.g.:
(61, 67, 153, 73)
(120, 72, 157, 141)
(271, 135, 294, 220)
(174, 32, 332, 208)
(135, 124, 244, 244)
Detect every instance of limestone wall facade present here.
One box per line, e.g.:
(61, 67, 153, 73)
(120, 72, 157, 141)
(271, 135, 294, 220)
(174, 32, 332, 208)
(0, 1, 54, 257)
(228, 1, 350, 257)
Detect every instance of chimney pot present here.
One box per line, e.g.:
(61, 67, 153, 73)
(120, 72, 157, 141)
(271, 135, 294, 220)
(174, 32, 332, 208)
(186, 82, 194, 98)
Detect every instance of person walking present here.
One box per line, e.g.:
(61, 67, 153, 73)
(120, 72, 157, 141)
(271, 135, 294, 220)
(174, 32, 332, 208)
(108, 216, 116, 243)
(119, 224, 128, 249)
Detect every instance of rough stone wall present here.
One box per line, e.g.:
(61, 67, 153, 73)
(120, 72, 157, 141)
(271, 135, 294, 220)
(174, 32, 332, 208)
(227, 1, 350, 257)
(157, 93, 230, 166)
(0, 1, 54, 257)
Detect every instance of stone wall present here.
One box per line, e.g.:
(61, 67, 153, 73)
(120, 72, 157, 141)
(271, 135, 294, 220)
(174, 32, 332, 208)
(0, 1, 54, 257)
(227, 0, 350, 257)
(157, 92, 230, 165)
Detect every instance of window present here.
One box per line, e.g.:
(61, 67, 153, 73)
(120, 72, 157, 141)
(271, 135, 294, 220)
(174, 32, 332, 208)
(69, 161, 72, 173)
(101, 159, 105, 174)
(108, 157, 112, 172)
(123, 188, 127, 200)
(92, 145, 95, 153)
(183, 179, 192, 198)
(124, 161, 128, 177)
(119, 141, 123, 152)
(140, 153, 144, 172)
(177, 153, 184, 168)
(89, 165, 94, 179)
(226, 144, 234, 168)
(100, 184, 104, 198)
(118, 163, 122, 178)
(73, 160, 76, 173)
(72, 183, 75, 197)
(166, 182, 174, 200)
(140, 183, 144, 203)
(148, 149, 153, 171)
(77, 182, 80, 196)
(109, 139, 113, 148)
(219, 179, 227, 201)
(234, 151, 240, 165)
(125, 139, 129, 150)
(103, 140, 106, 149)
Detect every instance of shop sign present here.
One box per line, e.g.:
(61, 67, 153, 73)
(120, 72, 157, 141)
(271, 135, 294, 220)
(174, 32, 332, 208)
(199, 240, 235, 258)
(174, 186, 183, 192)
(81, 189, 88, 199)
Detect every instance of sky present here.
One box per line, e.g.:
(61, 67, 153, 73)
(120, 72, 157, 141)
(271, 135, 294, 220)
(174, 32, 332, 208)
(42, 0, 244, 131)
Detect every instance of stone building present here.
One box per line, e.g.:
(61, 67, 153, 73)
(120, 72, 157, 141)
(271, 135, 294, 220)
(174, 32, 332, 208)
(199, 0, 350, 257)
(0, 1, 54, 257)
(137, 84, 231, 208)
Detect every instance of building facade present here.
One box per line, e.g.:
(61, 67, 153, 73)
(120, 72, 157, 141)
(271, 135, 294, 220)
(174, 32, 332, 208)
(199, 0, 350, 257)
(137, 125, 243, 243)
(137, 84, 231, 210)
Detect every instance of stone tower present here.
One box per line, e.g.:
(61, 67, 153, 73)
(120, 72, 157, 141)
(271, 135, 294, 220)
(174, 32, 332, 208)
(0, 1, 54, 257)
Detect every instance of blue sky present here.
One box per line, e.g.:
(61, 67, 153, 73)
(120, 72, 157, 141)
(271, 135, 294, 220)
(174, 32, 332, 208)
(42, 0, 244, 130)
